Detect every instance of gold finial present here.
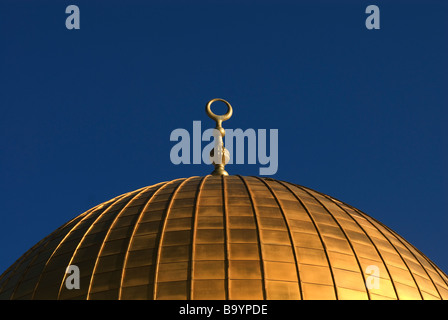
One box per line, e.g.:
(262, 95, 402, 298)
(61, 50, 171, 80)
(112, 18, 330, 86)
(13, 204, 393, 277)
(205, 98, 233, 176)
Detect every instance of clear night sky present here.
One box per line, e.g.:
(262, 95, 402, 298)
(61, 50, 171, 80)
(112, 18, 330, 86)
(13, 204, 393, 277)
(1, 0, 447, 277)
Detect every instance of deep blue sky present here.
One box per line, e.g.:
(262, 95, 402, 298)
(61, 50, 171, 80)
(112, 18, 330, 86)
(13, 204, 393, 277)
(1, 0, 447, 276)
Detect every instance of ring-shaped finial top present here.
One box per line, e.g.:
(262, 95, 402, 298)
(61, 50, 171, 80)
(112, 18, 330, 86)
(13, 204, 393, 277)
(205, 98, 233, 124)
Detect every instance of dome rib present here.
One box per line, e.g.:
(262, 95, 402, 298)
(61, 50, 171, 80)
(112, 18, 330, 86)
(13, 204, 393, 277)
(303, 185, 421, 299)
(118, 181, 176, 299)
(153, 177, 197, 299)
(355, 203, 448, 294)
(275, 179, 339, 299)
(311, 189, 400, 300)
(349, 204, 440, 299)
(237, 175, 268, 300)
(190, 175, 209, 299)
(54, 190, 140, 300)
(9, 221, 73, 300)
(305, 185, 447, 299)
(86, 186, 158, 299)
(254, 176, 303, 299)
(294, 183, 372, 300)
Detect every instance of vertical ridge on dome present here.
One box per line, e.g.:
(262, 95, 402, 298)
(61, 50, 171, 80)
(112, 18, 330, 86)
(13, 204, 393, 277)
(191, 176, 227, 299)
(294, 184, 371, 300)
(119, 178, 185, 299)
(309, 189, 400, 300)
(23, 202, 116, 300)
(0, 218, 74, 299)
(288, 183, 366, 299)
(254, 176, 302, 299)
(356, 204, 448, 296)
(85, 186, 164, 300)
(220, 175, 229, 300)
(52, 190, 141, 300)
(347, 204, 443, 299)
(238, 175, 267, 300)
(275, 180, 338, 299)
(344, 203, 425, 299)
(12, 209, 96, 300)
(189, 175, 209, 299)
(153, 177, 200, 300)
(118, 181, 172, 299)
(300, 184, 447, 300)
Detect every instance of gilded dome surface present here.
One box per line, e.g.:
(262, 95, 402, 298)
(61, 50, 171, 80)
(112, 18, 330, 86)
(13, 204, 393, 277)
(0, 175, 447, 300)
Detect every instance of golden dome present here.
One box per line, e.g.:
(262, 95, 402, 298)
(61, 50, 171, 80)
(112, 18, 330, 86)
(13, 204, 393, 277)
(0, 175, 447, 300)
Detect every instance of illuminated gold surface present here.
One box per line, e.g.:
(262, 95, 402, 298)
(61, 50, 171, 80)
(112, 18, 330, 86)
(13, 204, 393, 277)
(0, 176, 447, 300)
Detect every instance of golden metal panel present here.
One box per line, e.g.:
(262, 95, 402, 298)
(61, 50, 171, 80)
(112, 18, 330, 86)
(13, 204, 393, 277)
(370, 281, 397, 299)
(253, 197, 278, 207)
(197, 206, 225, 216)
(192, 280, 226, 300)
(421, 291, 439, 300)
(228, 216, 256, 228)
(157, 262, 189, 282)
(296, 247, 329, 266)
(196, 216, 223, 229)
(193, 261, 225, 279)
(226, 205, 253, 216)
(333, 268, 366, 292)
(258, 217, 286, 230)
(155, 280, 188, 300)
(95, 254, 125, 273)
(194, 244, 225, 261)
(293, 232, 324, 250)
(125, 249, 154, 268)
(301, 283, 336, 300)
(121, 266, 154, 287)
(129, 234, 157, 251)
(265, 280, 300, 300)
(229, 279, 263, 300)
(337, 287, 368, 300)
(394, 282, 422, 300)
(100, 239, 129, 256)
(327, 251, 361, 272)
(159, 245, 190, 262)
(264, 261, 298, 282)
(299, 264, 334, 285)
(195, 229, 224, 244)
(226, 197, 252, 206)
(228, 229, 258, 243)
(161, 230, 191, 246)
(90, 270, 122, 293)
(288, 219, 316, 233)
(262, 244, 294, 263)
(436, 285, 448, 299)
(199, 196, 223, 206)
(138, 209, 165, 223)
(229, 260, 262, 279)
(165, 215, 192, 232)
(229, 244, 261, 260)
(120, 284, 153, 300)
(135, 221, 162, 234)
(387, 265, 418, 287)
(260, 230, 290, 245)
(256, 206, 283, 218)
(319, 224, 346, 239)
(322, 236, 353, 254)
